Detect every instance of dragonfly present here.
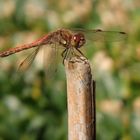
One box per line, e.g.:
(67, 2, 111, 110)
(0, 29, 127, 70)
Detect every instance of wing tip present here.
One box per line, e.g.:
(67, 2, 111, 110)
(119, 31, 127, 34)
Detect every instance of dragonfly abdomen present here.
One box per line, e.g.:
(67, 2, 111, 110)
(0, 43, 38, 57)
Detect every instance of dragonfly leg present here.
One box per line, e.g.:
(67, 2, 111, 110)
(62, 49, 68, 64)
(75, 48, 88, 61)
(76, 48, 85, 56)
(61, 49, 67, 57)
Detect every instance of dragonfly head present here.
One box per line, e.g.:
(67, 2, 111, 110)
(59, 30, 86, 49)
(71, 33, 86, 48)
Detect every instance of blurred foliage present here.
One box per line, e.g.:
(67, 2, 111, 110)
(0, 0, 140, 140)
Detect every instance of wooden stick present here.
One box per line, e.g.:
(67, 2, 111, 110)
(64, 56, 96, 140)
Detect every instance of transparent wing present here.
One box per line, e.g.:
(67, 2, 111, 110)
(72, 29, 127, 42)
(43, 44, 64, 79)
(64, 48, 79, 60)
(18, 46, 41, 71)
(17, 41, 64, 73)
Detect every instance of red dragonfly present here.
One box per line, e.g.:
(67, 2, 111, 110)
(0, 29, 126, 70)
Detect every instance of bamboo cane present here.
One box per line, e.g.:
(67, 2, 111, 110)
(64, 56, 96, 140)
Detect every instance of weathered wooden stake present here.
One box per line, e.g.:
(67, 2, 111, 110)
(65, 56, 96, 140)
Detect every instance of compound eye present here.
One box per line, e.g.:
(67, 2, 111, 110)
(79, 37, 85, 46)
(79, 40, 83, 46)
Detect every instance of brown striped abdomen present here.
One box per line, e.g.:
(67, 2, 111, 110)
(0, 43, 38, 57)
(0, 34, 50, 57)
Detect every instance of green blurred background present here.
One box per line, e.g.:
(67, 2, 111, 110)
(0, 0, 140, 140)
